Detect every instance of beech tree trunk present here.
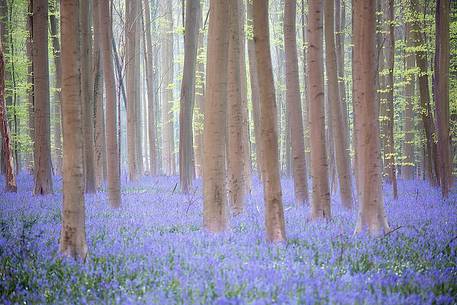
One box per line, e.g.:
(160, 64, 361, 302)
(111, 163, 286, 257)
(253, 0, 286, 242)
(324, 0, 353, 209)
(203, 0, 230, 233)
(99, 0, 121, 208)
(434, 0, 451, 198)
(308, 0, 330, 220)
(59, 0, 88, 260)
(179, 0, 200, 193)
(353, 0, 390, 235)
(284, 0, 308, 206)
(32, 0, 53, 195)
(227, 0, 246, 214)
(0, 41, 16, 192)
(194, 7, 205, 178)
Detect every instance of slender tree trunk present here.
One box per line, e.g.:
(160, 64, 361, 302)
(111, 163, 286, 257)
(135, 3, 143, 177)
(179, 0, 200, 193)
(32, 0, 53, 195)
(26, 1, 34, 174)
(49, 4, 63, 175)
(194, 7, 205, 178)
(203, 0, 230, 233)
(434, 0, 451, 198)
(99, 0, 121, 208)
(353, 0, 389, 235)
(284, 0, 308, 206)
(253, 0, 286, 242)
(0, 41, 16, 192)
(81, 0, 96, 193)
(143, 0, 157, 176)
(324, 0, 352, 209)
(59, 0, 88, 260)
(308, 0, 330, 220)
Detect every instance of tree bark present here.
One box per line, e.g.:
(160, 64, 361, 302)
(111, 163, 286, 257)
(284, 0, 309, 206)
(253, 0, 286, 242)
(99, 0, 121, 208)
(59, 0, 88, 260)
(308, 0, 330, 219)
(32, 0, 53, 195)
(203, 0, 230, 233)
(353, 0, 389, 235)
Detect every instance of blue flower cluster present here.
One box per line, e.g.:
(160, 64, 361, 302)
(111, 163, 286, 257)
(0, 173, 456, 304)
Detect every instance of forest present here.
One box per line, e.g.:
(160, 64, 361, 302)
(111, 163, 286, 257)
(0, 0, 456, 304)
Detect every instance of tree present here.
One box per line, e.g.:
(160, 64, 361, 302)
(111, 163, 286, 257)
(308, 0, 330, 219)
(227, 0, 246, 214)
(32, 0, 53, 195)
(99, 0, 121, 208)
(179, 0, 200, 193)
(203, 0, 230, 233)
(0, 39, 16, 192)
(284, 0, 308, 206)
(434, 0, 451, 198)
(324, 0, 353, 209)
(353, 0, 389, 235)
(253, 0, 286, 242)
(59, 0, 87, 260)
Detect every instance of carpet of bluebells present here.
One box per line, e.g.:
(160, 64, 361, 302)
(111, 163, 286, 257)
(0, 173, 456, 305)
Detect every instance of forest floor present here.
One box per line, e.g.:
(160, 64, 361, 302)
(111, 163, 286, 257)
(0, 174, 456, 304)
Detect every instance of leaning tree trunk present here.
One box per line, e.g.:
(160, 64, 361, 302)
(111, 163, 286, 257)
(353, 0, 390, 235)
(284, 0, 308, 206)
(0, 41, 16, 192)
(308, 0, 331, 220)
(59, 0, 88, 260)
(99, 0, 121, 208)
(434, 0, 451, 198)
(227, 0, 246, 214)
(203, 0, 230, 233)
(179, 0, 200, 193)
(253, 0, 286, 242)
(32, 0, 53, 195)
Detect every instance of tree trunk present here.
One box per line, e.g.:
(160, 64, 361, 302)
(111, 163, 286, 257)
(59, 0, 88, 260)
(308, 0, 330, 220)
(32, 0, 53, 195)
(353, 0, 389, 235)
(99, 0, 121, 208)
(0, 41, 16, 192)
(324, 0, 353, 209)
(253, 0, 286, 242)
(203, 0, 230, 233)
(284, 0, 308, 206)
(434, 0, 451, 198)
(179, 0, 200, 193)
(227, 0, 246, 214)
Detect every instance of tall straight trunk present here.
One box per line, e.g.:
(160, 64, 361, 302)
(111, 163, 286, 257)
(402, 22, 415, 180)
(247, 1, 263, 179)
(194, 7, 205, 178)
(59, 0, 88, 260)
(253, 0, 286, 242)
(0, 42, 16, 192)
(203, 0, 230, 233)
(81, 0, 96, 193)
(32, 0, 53, 195)
(308, 0, 330, 220)
(99, 0, 121, 208)
(284, 0, 308, 206)
(227, 0, 246, 214)
(161, 0, 175, 176)
(324, 0, 352, 209)
(26, 1, 34, 173)
(135, 4, 143, 177)
(353, 0, 389, 235)
(384, 0, 398, 199)
(143, 0, 157, 176)
(92, 0, 107, 187)
(434, 0, 451, 198)
(49, 5, 62, 175)
(179, 0, 200, 193)
(125, 0, 138, 181)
